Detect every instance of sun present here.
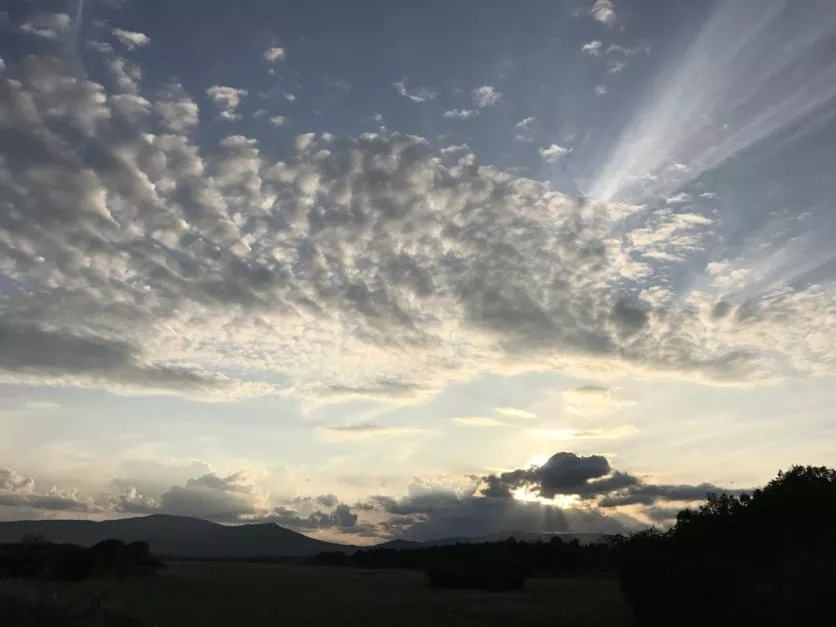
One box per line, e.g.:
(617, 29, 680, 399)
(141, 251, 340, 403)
(524, 454, 549, 468)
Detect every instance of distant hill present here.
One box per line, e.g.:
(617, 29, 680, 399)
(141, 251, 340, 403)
(0, 514, 356, 558)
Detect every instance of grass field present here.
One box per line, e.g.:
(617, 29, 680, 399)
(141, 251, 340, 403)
(1, 562, 638, 626)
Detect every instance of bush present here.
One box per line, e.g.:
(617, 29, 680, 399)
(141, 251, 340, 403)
(616, 466, 836, 627)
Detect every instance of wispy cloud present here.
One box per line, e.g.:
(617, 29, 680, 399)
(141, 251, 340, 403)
(112, 28, 151, 50)
(394, 79, 437, 103)
(539, 143, 572, 160)
(314, 425, 432, 442)
(443, 108, 479, 119)
(452, 417, 510, 427)
(495, 407, 537, 420)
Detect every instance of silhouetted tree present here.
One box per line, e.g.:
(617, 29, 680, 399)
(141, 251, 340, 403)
(617, 465, 836, 627)
(0, 538, 162, 582)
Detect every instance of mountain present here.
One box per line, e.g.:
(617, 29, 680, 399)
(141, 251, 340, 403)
(0, 514, 356, 558)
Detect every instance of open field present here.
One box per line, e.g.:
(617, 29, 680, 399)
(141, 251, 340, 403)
(1, 561, 637, 627)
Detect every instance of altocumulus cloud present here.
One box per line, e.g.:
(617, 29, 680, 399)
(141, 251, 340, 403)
(1, 47, 836, 404)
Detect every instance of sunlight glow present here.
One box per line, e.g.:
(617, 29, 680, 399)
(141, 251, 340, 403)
(513, 487, 579, 509)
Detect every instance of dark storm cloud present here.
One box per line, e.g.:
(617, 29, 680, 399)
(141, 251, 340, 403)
(481, 452, 744, 509)
(481, 452, 625, 499)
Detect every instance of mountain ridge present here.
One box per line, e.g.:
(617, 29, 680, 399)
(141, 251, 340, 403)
(0, 514, 356, 558)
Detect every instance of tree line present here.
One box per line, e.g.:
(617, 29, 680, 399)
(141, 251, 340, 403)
(0, 537, 163, 581)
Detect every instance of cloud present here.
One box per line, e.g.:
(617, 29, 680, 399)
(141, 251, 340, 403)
(394, 79, 437, 103)
(314, 425, 432, 442)
(539, 143, 572, 160)
(440, 143, 469, 155)
(269, 502, 362, 531)
(269, 115, 287, 127)
(23, 401, 62, 410)
(263, 47, 285, 63)
(598, 483, 749, 508)
(0, 468, 100, 514)
(594, 85, 609, 96)
(157, 472, 269, 522)
(582, 41, 603, 56)
(495, 407, 537, 420)
(452, 417, 509, 427)
(0, 323, 244, 396)
(590, 0, 617, 27)
(443, 108, 479, 119)
(1, 50, 834, 405)
(110, 487, 159, 514)
(608, 60, 626, 74)
(206, 85, 248, 121)
(472, 85, 502, 108)
(514, 117, 537, 142)
(531, 425, 639, 440)
(1, 469, 35, 494)
(562, 385, 635, 416)
(482, 452, 619, 499)
(666, 192, 692, 204)
(480, 452, 747, 514)
(113, 472, 367, 532)
(372, 478, 632, 540)
(112, 28, 151, 50)
(628, 211, 712, 261)
(316, 494, 339, 508)
(155, 83, 200, 133)
(20, 12, 70, 40)
(606, 44, 651, 56)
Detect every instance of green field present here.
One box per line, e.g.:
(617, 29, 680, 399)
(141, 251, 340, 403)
(1, 562, 637, 626)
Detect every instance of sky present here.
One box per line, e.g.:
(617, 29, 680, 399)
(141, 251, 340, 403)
(1, 0, 836, 544)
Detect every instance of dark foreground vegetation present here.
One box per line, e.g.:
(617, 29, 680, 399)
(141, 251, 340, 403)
(0, 538, 163, 582)
(616, 465, 836, 627)
(1, 561, 633, 627)
(313, 535, 614, 590)
(2, 465, 835, 626)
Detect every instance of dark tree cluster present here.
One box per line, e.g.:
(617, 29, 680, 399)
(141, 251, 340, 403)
(312, 536, 617, 591)
(0, 537, 163, 581)
(616, 465, 836, 627)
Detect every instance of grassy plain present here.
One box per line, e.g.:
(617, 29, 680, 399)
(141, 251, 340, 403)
(1, 561, 637, 627)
